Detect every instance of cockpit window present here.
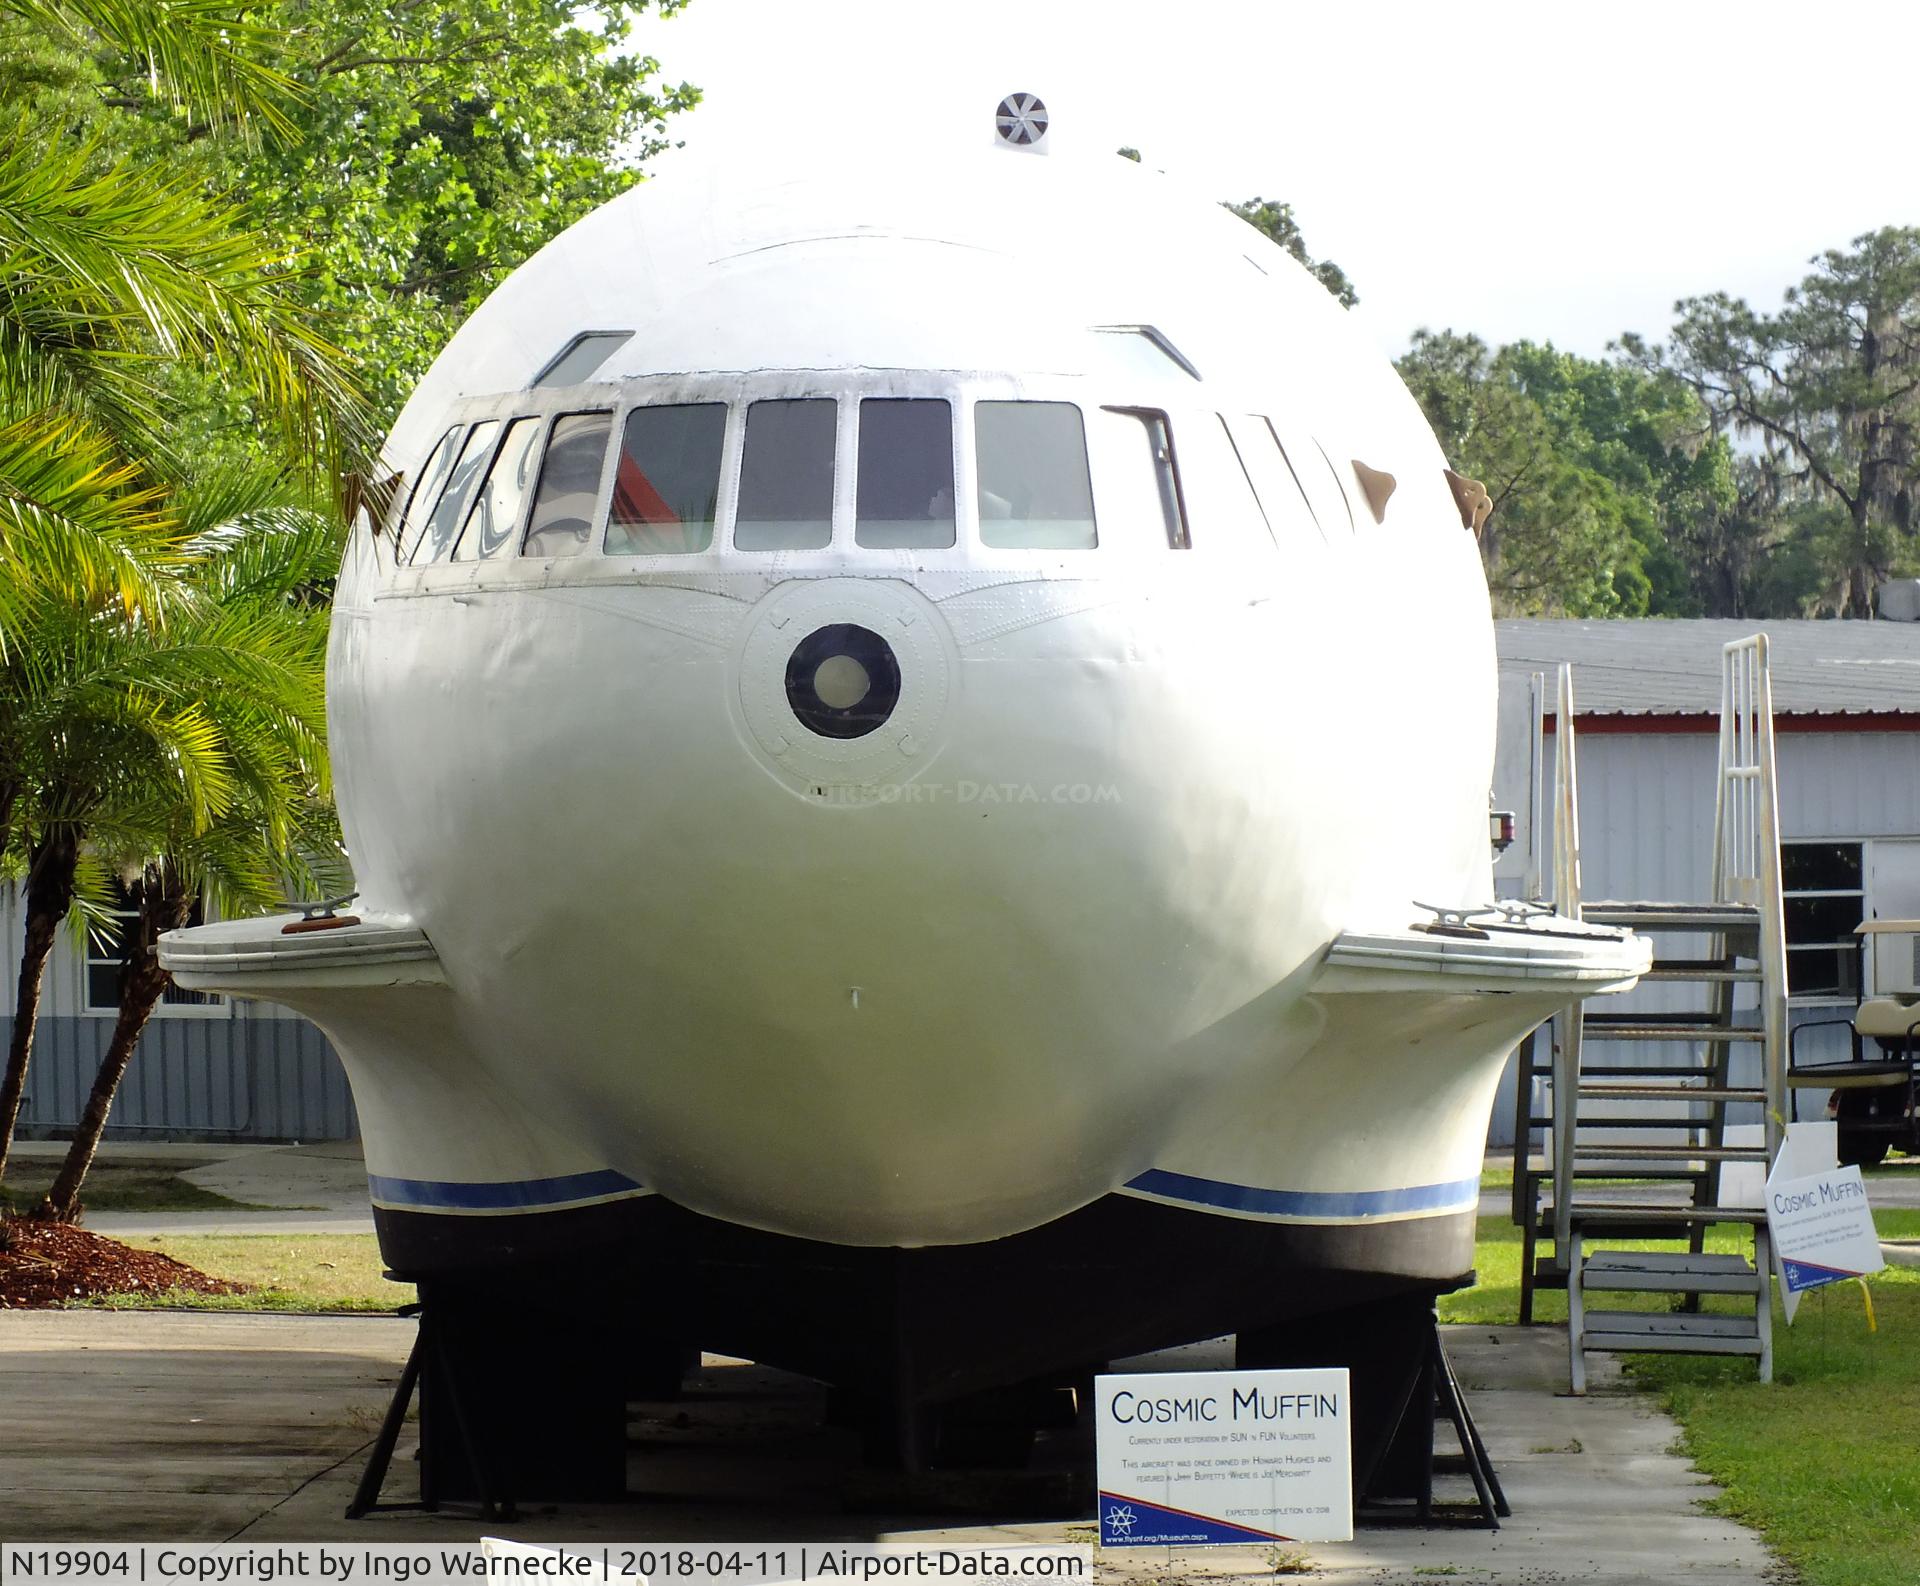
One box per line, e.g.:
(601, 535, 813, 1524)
(736, 399, 836, 551)
(1279, 426, 1354, 536)
(523, 411, 612, 559)
(1226, 415, 1319, 542)
(532, 331, 633, 388)
(856, 399, 955, 549)
(606, 403, 726, 555)
(974, 401, 1097, 549)
(411, 421, 501, 564)
(397, 428, 462, 565)
(452, 416, 543, 561)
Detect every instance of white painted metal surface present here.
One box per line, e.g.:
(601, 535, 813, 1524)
(164, 136, 1644, 1247)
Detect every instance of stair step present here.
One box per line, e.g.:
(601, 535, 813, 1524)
(1579, 1310, 1763, 1355)
(1580, 1023, 1765, 1042)
(1566, 1116, 1739, 1130)
(1580, 1251, 1762, 1294)
(1643, 962, 1763, 983)
(1583, 903, 1760, 931)
(1578, 1084, 1766, 1103)
(1565, 1203, 1766, 1226)
(1575, 1143, 1765, 1162)
(1578, 1064, 1725, 1077)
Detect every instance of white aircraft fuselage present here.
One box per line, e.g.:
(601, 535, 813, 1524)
(164, 143, 1644, 1445)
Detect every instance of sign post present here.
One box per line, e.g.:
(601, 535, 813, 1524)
(1094, 1368, 1352, 1547)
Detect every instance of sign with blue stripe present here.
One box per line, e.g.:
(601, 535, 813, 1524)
(1095, 1367, 1352, 1546)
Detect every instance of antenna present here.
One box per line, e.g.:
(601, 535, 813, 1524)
(994, 92, 1049, 154)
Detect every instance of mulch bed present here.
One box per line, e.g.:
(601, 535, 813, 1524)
(0, 1215, 247, 1308)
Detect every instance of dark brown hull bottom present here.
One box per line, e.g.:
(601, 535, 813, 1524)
(371, 1191, 1476, 1501)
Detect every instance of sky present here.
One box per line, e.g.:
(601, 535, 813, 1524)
(625, 0, 1918, 361)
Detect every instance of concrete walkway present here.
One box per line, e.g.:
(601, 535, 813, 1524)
(0, 1311, 1773, 1580)
(9, 1139, 380, 1236)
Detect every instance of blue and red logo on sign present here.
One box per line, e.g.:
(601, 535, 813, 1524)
(1098, 1491, 1295, 1548)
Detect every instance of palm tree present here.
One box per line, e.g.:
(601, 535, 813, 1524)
(32, 502, 344, 1220)
(0, 0, 367, 1183)
(0, 478, 339, 1187)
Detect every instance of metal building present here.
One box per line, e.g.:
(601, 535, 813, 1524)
(0, 886, 355, 1143)
(1488, 616, 1920, 1148)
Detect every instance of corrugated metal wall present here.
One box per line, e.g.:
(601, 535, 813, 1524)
(1487, 724, 1920, 1150)
(8, 1010, 356, 1142)
(0, 883, 358, 1142)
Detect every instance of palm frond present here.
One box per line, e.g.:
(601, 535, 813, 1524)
(6, 0, 302, 140)
(0, 120, 371, 475)
(0, 409, 189, 645)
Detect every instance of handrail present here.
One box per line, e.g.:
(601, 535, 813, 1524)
(1551, 662, 1582, 1254)
(1715, 635, 1789, 1165)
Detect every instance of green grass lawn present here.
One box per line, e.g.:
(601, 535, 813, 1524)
(1448, 1175, 1920, 1586)
(99, 1232, 412, 1312)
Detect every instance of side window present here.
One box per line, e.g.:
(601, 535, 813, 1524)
(606, 403, 727, 555)
(398, 428, 462, 565)
(736, 399, 836, 551)
(452, 416, 543, 561)
(1097, 407, 1188, 549)
(523, 411, 613, 559)
(1228, 414, 1320, 543)
(974, 401, 1097, 549)
(1271, 422, 1354, 537)
(857, 399, 955, 549)
(411, 421, 501, 564)
(1171, 413, 1268, 549)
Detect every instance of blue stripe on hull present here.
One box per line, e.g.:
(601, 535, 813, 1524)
(367, 1168, 646, 1211)
(366, 1167, 1474, 1220)
(1123, 1168, 1479, 1219)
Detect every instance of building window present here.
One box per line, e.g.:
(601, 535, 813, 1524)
(856, 399, 955, 549)
(605, 403, 727, 555)
(86, 882, 219, 1013)
(1782, 841, 1865, 1001)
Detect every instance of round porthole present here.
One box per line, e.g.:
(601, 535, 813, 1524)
(785, 624, 901, 740)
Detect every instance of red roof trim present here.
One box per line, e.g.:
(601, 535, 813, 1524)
(1544, 712, 1920, 735)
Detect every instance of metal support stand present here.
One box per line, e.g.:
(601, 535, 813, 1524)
(345, 1304, 516, 1522)
(1358, 1318, 1508, 1529)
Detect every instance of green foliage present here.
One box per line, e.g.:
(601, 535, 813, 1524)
(1621, 228, 1920, 617)
(222, 0, 699, 424)
(1396, 330, 1716, 615)
(1225, 196, 1357, 308)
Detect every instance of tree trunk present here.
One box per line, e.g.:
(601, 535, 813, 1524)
(36, 861, 192, 1223)
(1849, 495, 1876, 618)
(0, 827, 80, 1186)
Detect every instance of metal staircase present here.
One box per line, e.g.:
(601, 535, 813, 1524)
(1511, 638, 1789, 1389)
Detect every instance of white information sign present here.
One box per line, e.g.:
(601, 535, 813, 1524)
(1094, 1368, 1352, 1546)
(1764, 1162, 1886, 1296)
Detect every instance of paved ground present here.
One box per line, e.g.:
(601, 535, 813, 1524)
(0, 1311, 1773, 1582)
(8, 1139, 377, 1236)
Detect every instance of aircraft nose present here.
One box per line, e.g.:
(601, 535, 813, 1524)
(735, 579, 954, 796)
